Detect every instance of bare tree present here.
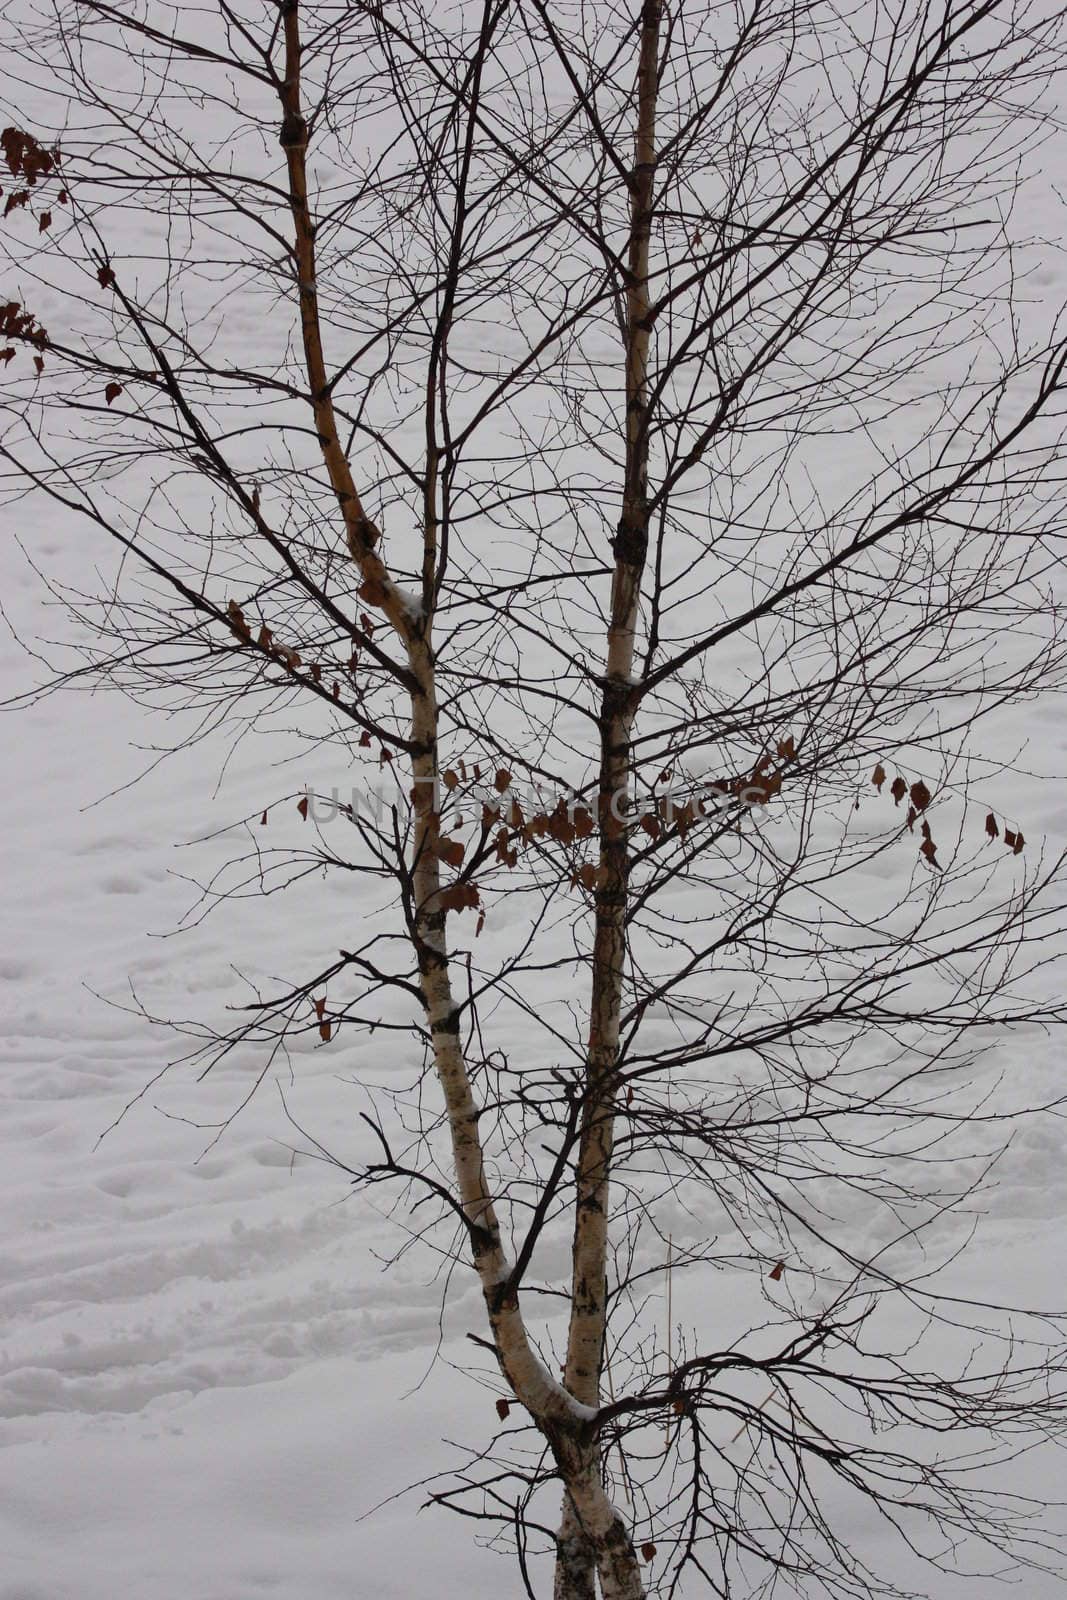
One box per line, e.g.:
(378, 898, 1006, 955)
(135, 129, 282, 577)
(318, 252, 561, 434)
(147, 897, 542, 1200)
(4, 0, 1067, 1594)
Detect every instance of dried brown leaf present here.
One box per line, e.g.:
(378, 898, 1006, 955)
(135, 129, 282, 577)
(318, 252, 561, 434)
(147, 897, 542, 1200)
(440, 882, 480, 913)
(573, 807, 595, 839)
(436, 836, 465, 868)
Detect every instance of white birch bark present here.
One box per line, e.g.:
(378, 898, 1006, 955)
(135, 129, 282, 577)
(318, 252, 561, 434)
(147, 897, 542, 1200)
(555, 2, 662, 1593)
(276, 7, 646, 1593)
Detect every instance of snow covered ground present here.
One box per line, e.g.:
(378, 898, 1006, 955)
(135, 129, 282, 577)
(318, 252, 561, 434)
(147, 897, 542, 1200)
(0, 583, 520, 1597)
(3, 546, 1067, 1600)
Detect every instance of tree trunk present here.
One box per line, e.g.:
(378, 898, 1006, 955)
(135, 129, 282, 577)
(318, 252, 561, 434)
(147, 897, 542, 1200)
(555, 3, 661, 1596)
(277, 8, 649, 1592)
(554, 1497, 597, 1600)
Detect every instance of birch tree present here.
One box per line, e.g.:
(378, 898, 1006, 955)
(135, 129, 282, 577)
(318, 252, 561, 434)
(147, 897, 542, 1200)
(4, 0, 1067, 1595)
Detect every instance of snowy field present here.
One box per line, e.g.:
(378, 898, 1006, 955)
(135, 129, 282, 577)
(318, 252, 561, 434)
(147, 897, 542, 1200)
(3, 530, 1067, 1600)
(0, 605, 513, 1599)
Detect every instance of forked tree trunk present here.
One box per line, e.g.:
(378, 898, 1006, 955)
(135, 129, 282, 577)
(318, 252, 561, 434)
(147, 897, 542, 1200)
(554, 3, 661, 1595)
(276, 5, 649, 1596)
